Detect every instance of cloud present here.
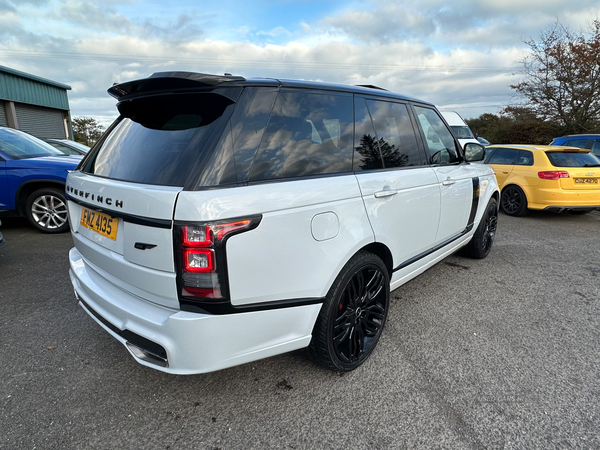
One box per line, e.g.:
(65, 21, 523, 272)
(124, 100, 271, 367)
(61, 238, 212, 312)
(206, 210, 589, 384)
(56, 0, 133, 33)
(325, 6, 434, 44)
(256, 26, 292, 38)
(1, 0, 598, 128)
(140, 13, 206, 41)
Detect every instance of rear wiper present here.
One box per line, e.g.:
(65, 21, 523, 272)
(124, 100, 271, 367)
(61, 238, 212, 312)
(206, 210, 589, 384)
(584, 163, 600, 167)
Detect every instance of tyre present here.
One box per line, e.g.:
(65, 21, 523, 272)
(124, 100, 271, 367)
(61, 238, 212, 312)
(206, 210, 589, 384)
(25, 188, 70, 233)
(308, 251, 390, 372)
(460, 197, 498, 259)
(500, 185, 528, 216)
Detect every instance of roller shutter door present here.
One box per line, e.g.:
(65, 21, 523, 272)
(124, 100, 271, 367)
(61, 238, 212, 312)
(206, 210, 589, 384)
(0, 101, 7, 127)
(15, 103, 66, 139)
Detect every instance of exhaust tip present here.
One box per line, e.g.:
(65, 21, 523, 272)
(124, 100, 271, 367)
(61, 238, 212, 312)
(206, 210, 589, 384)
(126, 342, 168, 368)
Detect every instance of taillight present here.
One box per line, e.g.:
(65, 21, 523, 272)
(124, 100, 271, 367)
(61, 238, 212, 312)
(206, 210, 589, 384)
(538, 171, 569, 180)
(183, 248, 214, 273)
(175, 216, 262, 309)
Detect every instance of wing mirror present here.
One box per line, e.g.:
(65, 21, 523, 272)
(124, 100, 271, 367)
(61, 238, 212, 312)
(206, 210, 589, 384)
(464, 142, 486, 162)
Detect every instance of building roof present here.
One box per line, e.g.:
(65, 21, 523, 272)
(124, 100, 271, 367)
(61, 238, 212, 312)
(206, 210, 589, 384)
(0, 65, 71, 90)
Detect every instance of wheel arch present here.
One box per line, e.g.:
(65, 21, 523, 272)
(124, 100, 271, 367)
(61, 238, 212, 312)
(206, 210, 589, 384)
(354, 242, 393, 281)
(16, 180, 66, 217)
(501, 182, 528, 200)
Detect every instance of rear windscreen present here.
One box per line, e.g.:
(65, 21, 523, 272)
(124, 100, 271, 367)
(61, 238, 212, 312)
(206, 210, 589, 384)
(82, 92, 234, 186)
(546, 152, 600, 168)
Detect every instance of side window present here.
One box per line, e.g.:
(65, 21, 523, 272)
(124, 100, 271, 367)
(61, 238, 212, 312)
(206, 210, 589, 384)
(194, 87, 278, 187)
(354, 98, 383, 171)
(516, 150, 534, 166)
(563, 139, 588, 149)
(248, 91, 353, 181)
(413, 106, 460, 165)
(591, 140, 600, 156)
(365, 100, 422, 168)
(487, 148, 518, 165)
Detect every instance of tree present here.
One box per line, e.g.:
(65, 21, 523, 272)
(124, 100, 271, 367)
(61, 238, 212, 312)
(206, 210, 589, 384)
(511, 20, 600, 134)
(72, 117, 105, 146)
(466, 108, 561, 145)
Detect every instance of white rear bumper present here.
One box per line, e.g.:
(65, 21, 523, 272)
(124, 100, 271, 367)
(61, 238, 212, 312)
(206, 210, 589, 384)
(69, 247, 322, 374)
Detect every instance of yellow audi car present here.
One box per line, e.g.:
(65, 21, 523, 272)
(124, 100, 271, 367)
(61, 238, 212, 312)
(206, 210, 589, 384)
(484, 145, 600, 216)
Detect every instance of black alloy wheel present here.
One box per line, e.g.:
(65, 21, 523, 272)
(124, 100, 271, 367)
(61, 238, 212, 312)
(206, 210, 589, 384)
(461, 197, 498, 259)
(309, 251, 390, 372)
(501, 185, 528, 216)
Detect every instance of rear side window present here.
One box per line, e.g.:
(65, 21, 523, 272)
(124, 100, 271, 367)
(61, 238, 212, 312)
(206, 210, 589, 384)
(82, 92, 234, 187)
(516, 150, 534, 166)
(487, 148, 517, 165)
(195, 87, 278, 187)
(546, 152, 600, 167)
(353, 99, 422, 171)
(413, 106, 460, 165)
(248, 91, 353, 181)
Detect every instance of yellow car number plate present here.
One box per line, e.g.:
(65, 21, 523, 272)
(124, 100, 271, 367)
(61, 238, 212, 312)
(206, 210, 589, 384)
(80, 207, 118, 240)
(574, 178, 598, 184)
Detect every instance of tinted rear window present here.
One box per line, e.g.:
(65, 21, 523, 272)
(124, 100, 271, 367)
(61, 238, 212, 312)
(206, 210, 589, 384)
(547, 151, 600, 167)
(248, 90, 353, 181)
(82, 92, 234, 186)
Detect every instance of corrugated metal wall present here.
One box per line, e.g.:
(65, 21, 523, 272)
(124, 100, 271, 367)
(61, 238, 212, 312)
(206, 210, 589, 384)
(0, 70, 70, 111)
(15, 104, 66, 138)
(0, 100, 7, 127)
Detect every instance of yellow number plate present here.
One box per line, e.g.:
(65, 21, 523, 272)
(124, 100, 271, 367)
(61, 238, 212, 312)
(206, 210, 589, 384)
(80, 207, 118, 240)
(574, 178, 598, 184)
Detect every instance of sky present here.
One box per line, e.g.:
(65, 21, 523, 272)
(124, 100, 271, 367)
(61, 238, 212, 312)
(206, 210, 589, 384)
(1, 0, 599, 129)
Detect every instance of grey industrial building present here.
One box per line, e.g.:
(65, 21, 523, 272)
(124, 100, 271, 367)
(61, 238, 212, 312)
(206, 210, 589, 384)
(0, 65, 73, 139)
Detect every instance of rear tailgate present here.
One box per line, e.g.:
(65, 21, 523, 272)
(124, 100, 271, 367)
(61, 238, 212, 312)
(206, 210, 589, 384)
(560, 168, 600, 190)
(545, 149, 600, 191)
(67, 171, 182, 308)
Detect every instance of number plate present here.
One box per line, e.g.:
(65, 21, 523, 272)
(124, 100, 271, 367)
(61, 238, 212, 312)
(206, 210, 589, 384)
(80, 207, 118, 240)
(574, 178, 598, 184)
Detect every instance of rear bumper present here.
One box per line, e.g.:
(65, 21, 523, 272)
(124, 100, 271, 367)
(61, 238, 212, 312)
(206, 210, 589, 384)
(69, 247, 322, 374)
(528, 188, 600, 211)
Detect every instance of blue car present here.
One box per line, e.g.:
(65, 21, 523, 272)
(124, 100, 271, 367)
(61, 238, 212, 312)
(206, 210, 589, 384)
(0, 127, 82, 233)
(550, 134, 600, 158)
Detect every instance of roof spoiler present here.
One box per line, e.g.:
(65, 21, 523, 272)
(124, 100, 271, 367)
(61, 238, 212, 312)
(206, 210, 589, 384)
(108, 72, 246, 99)
(356, 84, 388, 91)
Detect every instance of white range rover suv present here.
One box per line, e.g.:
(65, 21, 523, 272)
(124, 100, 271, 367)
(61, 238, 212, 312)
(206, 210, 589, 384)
(67, 72, 499, 374)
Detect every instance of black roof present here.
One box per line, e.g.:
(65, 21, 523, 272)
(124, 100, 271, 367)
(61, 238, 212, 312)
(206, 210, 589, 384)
(108, 71, 429, 106)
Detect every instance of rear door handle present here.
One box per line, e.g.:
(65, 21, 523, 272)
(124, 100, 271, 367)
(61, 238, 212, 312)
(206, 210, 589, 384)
(442, 178, 456, 186)
(374, 189, 398, 198)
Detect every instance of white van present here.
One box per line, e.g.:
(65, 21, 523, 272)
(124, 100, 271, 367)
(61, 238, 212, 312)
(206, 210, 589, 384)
(67, 72, 499, 374)
(440, 111, 480, 148)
